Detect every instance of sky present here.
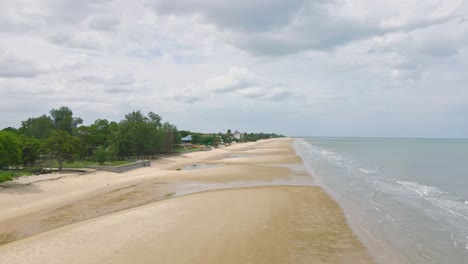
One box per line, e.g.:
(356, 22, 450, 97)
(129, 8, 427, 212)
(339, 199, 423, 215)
(1, 0, 467, 138)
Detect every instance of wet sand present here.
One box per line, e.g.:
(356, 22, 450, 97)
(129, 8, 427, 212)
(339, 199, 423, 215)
(0, 138, 375, 263)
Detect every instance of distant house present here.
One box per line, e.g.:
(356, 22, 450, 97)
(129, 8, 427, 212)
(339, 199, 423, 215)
(233, 131, 242, 141)
(181, 135, 192, 143)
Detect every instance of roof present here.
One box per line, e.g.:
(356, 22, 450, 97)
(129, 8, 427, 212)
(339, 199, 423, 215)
(181, 135, 192, 141)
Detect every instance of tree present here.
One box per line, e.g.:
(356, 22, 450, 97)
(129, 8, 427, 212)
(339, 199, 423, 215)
(18, 115, 54, 139)
(226, 129, 233, 143)
(93, 147, 110, 166)
(76, 119, 111, 158)
(161, 122, 178, 153)
(43, 130, 80, 171)
(2, 127, 18, 133)
(20, 136, 40, 167)
(50, 106, 83, 134)
(179, 130, 190, 138)
(148, 112, 162, 128)
(112, 111, 150, 158)
(0, 131, 22, 168)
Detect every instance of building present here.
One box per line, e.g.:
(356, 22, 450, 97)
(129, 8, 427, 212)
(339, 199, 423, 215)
(181, 135, 192, 143)
(232, 130, 242, 141)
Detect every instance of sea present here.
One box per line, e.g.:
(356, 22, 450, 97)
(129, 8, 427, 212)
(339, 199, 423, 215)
(294, 137, 468, 264)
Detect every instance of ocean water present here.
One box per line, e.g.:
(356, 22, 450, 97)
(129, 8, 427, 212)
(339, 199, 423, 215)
(294, 138, 468, 264)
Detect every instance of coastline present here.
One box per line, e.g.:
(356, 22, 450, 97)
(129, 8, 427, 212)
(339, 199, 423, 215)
(294, 138, 412, 264)
(0, 138, 375, 263)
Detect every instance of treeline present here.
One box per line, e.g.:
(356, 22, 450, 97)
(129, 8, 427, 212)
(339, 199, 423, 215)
(0, 107, 179, 171)
(179, 129, 284, 146)
(0, 106, 284, 173)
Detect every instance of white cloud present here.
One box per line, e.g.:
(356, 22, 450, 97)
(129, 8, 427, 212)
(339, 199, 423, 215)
(205, 66, 257, 93)
(0, 0, 467, 137)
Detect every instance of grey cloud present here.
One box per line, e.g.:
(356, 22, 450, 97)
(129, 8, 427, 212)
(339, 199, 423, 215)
(0, 17, 37, 33)
(150, 0, 464, 56)
(238, 88, 265, 99)
(105, 87, 133, 94)
(149, 0, 308, 31)
(0, 0, 113, 34)
(173, 95, 204, 104)
(48, 32, 104, 50)
(80, 72, 136, 86)
(266, 90, 293, 101)
(47, 0, 113, 24)
(0, 49, 43, 78)
(88, 17, 120, 31)
(0, 1, 46, 33)
(212, 79, 255, 94)
(148, 0, 377, 55)
(166, 90, 204, 104)
(241, 88, 295, 102)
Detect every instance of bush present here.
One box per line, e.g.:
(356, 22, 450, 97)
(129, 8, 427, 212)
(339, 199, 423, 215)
(0, 171, 14, 183)
(94, 147, 110, 166)
(0, 170, 32, 183)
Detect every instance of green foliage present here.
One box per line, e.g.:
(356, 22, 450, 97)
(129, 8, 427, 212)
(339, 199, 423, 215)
(0, 171, 13, 182)
(225, 129, 233, 143)
(3, 106, 283, 171)
(50, 106, 83, 134)
(18, 114, 54, 139)
(0, 170, 33, 183)
(179, 130, 190, 138)
(111, 111, 178, 158)
(187, 133, 221, 146)
(49, 160, 134, 168)
(43, 130, 81, 171)
(180, 130, 283, 146)
(0, 131, 22, 168)
(2, 127, 18, 133)
(161, 122, 178, 153)
(20, 136, 40, 167)
(244, 132, 284, 142)
(93, 147, 110, 166)
(77, 119, 113, 158)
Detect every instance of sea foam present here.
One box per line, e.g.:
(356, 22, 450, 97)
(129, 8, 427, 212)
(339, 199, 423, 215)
(397, 180, 468, 221)
(396, 181, 446, 197)
(359, 168, 379, 174)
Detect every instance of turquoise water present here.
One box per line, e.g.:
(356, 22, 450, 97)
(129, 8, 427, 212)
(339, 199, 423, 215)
(294, 138, 468, 264)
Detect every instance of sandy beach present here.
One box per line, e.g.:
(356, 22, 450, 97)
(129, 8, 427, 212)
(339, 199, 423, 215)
(0, 138, 375, 263)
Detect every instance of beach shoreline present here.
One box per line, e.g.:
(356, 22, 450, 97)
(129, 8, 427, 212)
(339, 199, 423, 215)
(0, 138, 376, 263)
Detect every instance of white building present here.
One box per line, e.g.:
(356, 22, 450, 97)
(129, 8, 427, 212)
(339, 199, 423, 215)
(233, 131, 242, 141)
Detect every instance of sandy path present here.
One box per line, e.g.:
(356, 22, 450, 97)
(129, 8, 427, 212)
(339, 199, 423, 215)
(0, 186, 374, 264)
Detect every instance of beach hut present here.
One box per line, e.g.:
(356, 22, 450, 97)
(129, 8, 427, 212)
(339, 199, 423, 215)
(181, 135, 192, 143)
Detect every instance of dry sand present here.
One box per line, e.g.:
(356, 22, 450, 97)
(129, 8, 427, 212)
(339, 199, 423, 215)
(0, 138, 375, 263)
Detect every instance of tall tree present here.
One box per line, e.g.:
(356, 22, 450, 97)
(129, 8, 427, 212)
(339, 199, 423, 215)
(226, 129, 233, 143)
(76, 119, 111, 158)
(43, 130, 80, 171)
(0, 131, 22, 168)
(161, 122, 178, 153)
(18, 115, 54, 140)
(20, 136, 40, 167)
(50, 106, 83, 134)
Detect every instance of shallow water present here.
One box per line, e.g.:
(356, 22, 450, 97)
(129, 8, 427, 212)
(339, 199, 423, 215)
(180, 163, 224, 171)
(294, 138, 468, 264)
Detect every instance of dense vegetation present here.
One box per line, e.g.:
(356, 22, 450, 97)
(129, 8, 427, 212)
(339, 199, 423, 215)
(0, 106, 283, 182)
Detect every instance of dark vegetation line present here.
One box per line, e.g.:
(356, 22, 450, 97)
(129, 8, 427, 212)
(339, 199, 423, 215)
(0, 106, 283, 182)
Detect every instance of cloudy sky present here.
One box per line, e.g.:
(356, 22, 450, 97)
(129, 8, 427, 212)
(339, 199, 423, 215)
(1, 0, 467, 137)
